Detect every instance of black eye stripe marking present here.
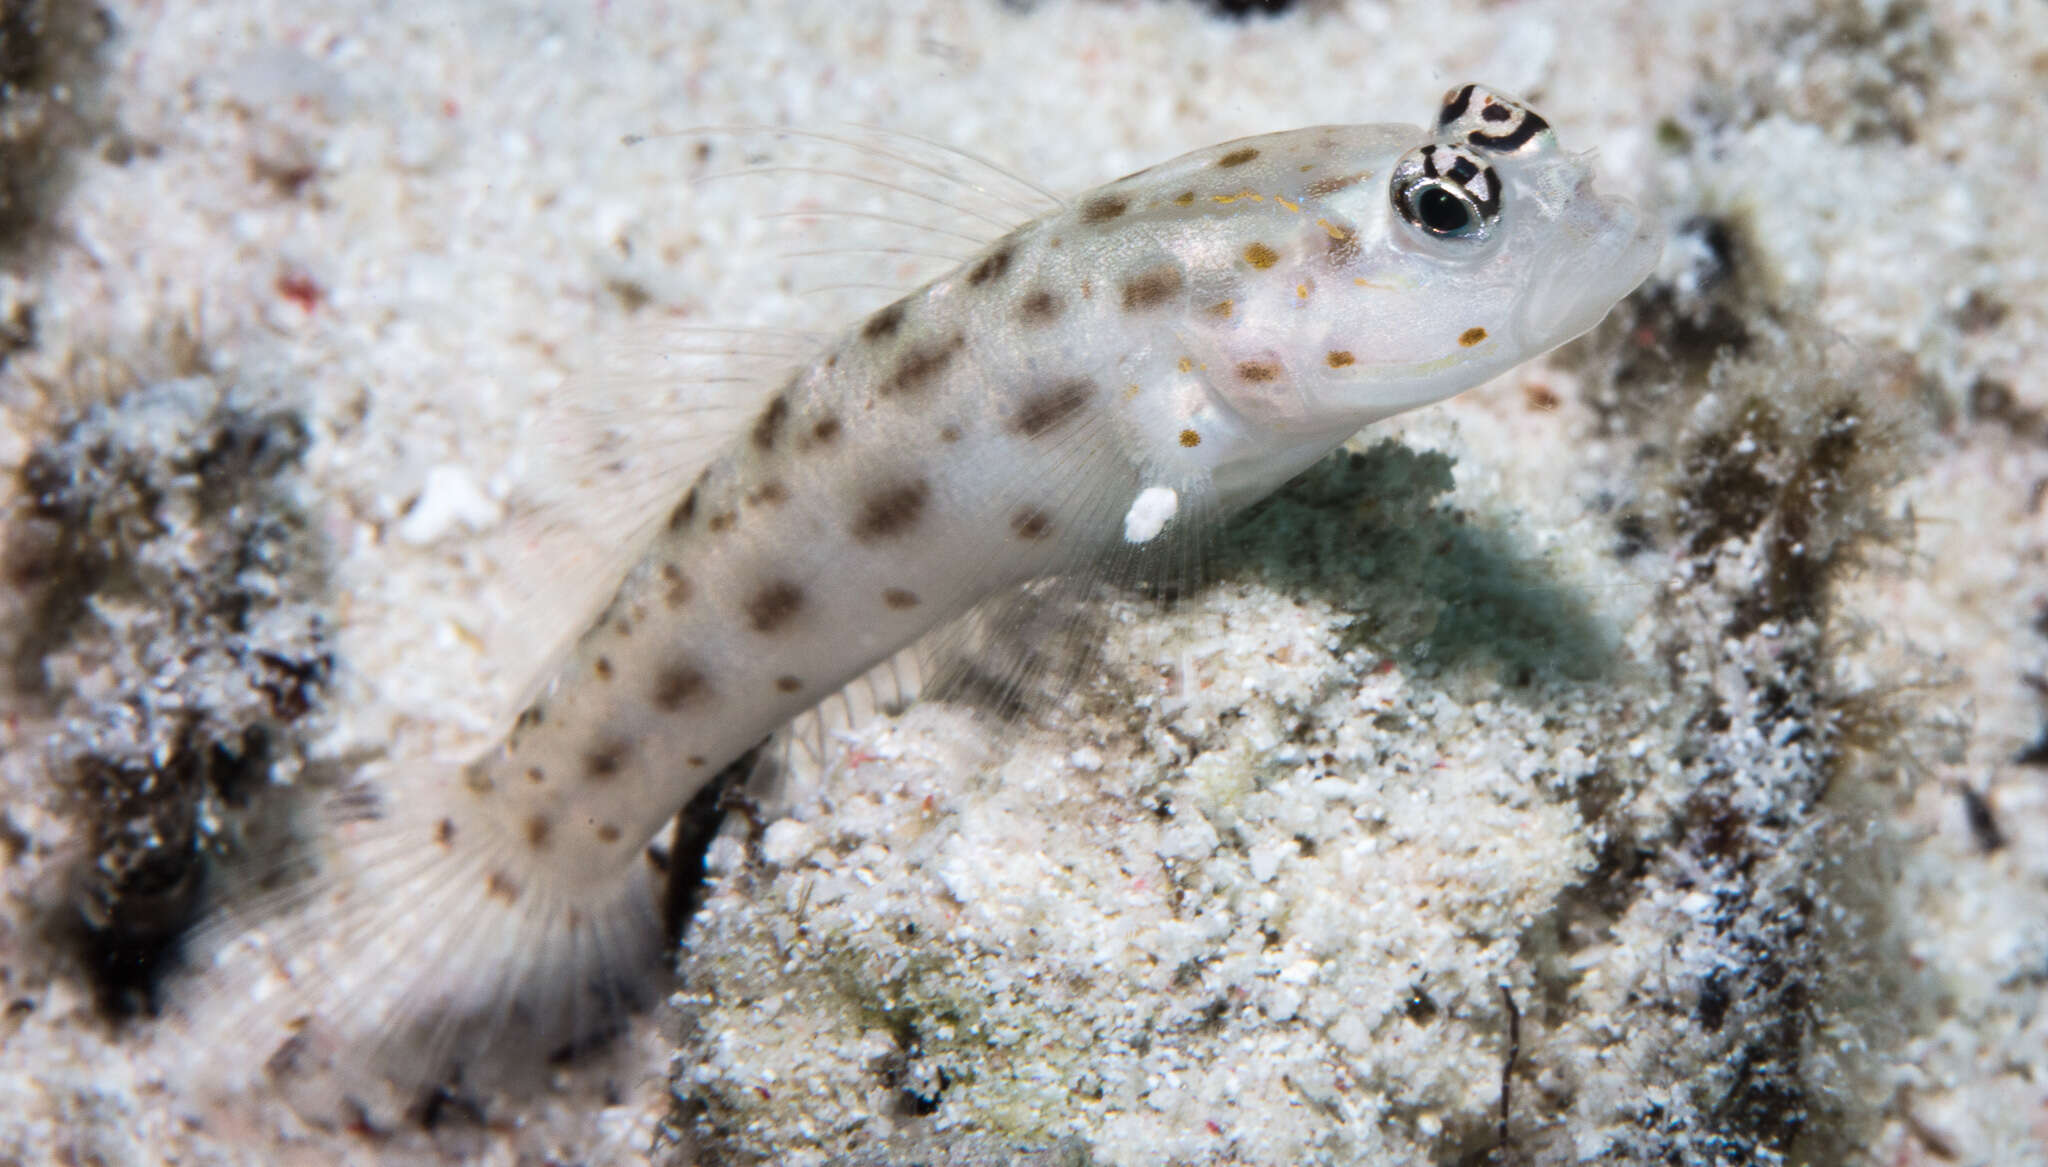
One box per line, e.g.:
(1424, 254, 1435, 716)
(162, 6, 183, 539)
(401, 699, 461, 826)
(1434, 84, 1553, 156)
(1469, 167, 1501, 218)
(1467, 110, 1549, 153)
(1439, 83, 1477, 126)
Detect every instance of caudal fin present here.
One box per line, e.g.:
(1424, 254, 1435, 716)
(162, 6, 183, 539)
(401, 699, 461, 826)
(165, 765, 672, 1122)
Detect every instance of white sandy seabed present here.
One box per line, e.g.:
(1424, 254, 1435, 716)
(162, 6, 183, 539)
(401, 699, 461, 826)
(0, 1, 2045, 1165)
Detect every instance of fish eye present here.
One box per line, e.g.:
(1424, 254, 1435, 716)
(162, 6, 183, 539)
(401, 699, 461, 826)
(1407, 183, 1480, 237)
(1389, 144, 1501, 245)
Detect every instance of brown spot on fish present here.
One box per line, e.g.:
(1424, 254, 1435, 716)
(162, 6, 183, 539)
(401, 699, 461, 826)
(853, 478, 931, 541)
(1080, 194, 1128, 224)
(525, 766, 545, 784)
(939, 423, 962, 443)
(1459, 326, 1488, 347)
(436, 818, 456, 846)
(1011, 378, 1094, 438)
(775, 675, 803, 693)
(707, 510, 737, 534)
(1121, 265, 1184, 311)
(747, 579, 804, 632)
(1217, 147, 1260, 168)
(596, 822, 623, 844)
(661, 563, 692, 609)
(862, 300, 906, 341)
(1012, 507, 1052, 540)
(487, 871, 521, 903)
(593, 656, 614, 681)
(752, 392, 790, 451)
(667, 487, 698, 531)
(585, 740, 630, 780)
(463, 767, 495, 794)
(748, 479, 790, 507)
(515, 705, 545, 732)
(883, 587, 920, 610)
(653, 664, 708, 711)
(886, 334, 964, 396)
(1327, 350, 1355, 368)
(809, 415, 842, 446)
(1206, 300, 1233, 319)
(1179, 428, 1202, 448)
(1305, 172, 1365, 198)
(525, 815, 552, 849)
(1172, 189, 1196, 206)
(1238, 361, 1281, 383)
(968, 245, 1013, 286)
(1019, 289, 1062, 326)
(1242, 242, 1279, 270)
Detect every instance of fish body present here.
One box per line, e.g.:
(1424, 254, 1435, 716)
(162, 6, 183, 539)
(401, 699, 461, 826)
(185, 85, 1658, 1091)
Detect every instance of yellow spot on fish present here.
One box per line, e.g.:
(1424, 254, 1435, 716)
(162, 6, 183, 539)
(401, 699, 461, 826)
(451, 622, 486, 653)
(1179, 429, 1201, 447)
(1243, 242, 1279, 270)
(1177, 357, 1194, 373)
(1123, 384, 1142, 401)
(1460, 326, 1488, 347)
(1211, 189, 1264, 205)
(1173, 190, 1196, 206)
(1296, 283, 1309, 300)
(1317, 218, 1352, 241)
(1275, 195, 1301, 212)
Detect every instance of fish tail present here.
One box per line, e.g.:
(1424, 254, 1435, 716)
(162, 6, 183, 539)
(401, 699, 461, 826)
(166, 764, 669, 1117)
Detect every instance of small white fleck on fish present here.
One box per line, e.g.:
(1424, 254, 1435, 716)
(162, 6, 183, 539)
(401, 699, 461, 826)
(1124, 486, 1180, 543)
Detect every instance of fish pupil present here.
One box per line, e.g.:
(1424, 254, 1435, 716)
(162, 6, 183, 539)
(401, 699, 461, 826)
(1415, 185, 1473, 235)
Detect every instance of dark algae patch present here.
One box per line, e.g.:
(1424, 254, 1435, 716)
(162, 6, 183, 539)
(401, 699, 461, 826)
(5, 363, 330, 1016)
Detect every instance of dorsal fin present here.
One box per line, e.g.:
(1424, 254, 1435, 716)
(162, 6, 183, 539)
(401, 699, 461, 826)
(470, 322, 818, 713)
(632, 122, 1063, 319)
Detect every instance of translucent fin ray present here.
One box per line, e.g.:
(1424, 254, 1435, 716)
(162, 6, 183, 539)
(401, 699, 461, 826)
(168, 767, 670, 1115)
(630, 122, 1061, 320)
(471, 323, 816, 717)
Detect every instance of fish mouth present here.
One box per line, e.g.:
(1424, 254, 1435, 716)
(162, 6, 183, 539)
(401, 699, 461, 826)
(1514, 183, 1661, 352)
